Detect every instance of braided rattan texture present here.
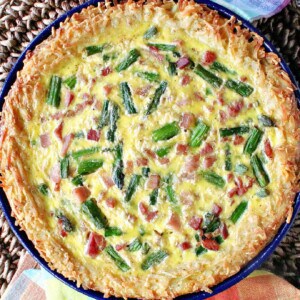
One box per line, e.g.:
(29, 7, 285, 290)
(0, 0, 299, 297)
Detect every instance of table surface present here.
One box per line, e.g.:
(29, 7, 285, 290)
(0, 0, 299, 297)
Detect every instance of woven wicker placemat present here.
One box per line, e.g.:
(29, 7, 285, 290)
(0, 0, 299, 297)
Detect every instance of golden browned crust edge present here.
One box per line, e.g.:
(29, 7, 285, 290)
(0, 0, 299, 299)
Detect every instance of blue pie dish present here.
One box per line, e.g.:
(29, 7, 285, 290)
(0, 0, 299, 299)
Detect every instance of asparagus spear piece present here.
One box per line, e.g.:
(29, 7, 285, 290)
(98, 100, 110, 129)
(136, 71, 160, 82)
(225, 79, 254, 97)
(120, 82, 137, 114)
(85, 44, 107, 56)
(195, 246, 208, 256)
(38, 184, 49, 196)
(225, 143, 232, 171)
(194, 64, 223, 88)
(142, 167, 150, 177)
(141, 250, 168, 270)
(258, 115, 276, 127)
(230, 201, 248, 224)
(235, 164, 248, 175)
(250, 155, 270, 187)
(104, 227, 123, 237)
(112, 144, 125, 190)
(149, 188, 159, 205)
(209, 61, 237, 75)
(77, 159, 103, 175)
(219, 126, 250, 137)
(165, 185, 177, 204)
(82, 198, 108, 229)
(244, 128, 263, 155)
(46, 75, 62, 107)
(71, 175, 84, 186)
(63, 75, 77, 90)
(116, 49, 140, 72)
(107, 103, 119, 142)
(145, 81, 168, 116)
(105, 245, 130, 271)
(71, 147, 101, 159)
(189, 120, 210, 148)
(127, 238, 142, 252)
(147, 43, 176, 51)
(124, 174, 141, 202)
(143, 26, 158, 40)
(201, 171, 225, 188)
(152, 121, 180, 142)
(60, 157, 69, 179)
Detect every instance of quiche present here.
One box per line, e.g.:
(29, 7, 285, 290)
(0, 0, 299, 299)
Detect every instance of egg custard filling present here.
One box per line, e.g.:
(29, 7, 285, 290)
(1, 1, 299, 299)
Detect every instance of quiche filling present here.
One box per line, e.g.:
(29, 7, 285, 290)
(32, 23, 274, 272)
(1, 2, 298, 298)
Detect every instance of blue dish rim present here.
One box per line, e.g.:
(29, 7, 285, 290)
(0, 0, 299, 299)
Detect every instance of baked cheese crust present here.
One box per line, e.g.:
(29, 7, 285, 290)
(0, 1, 299, 299)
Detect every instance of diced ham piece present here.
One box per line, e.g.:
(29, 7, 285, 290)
(101, 173, 114, 188)
(264, 139, 273, 159)
(136, 157, 148, 167)
(61, 133, 74, 157)
(86, 232, 106, 258)
(180, 113, 196, 130)
(144, 148, 157, 159)
(200, 143, 214, 156)
(228, 100, 244, 117)
(179, 241, 192, 251)
(189, 216, 202, 230)
(228, 187, 238, 198)
(115, 243, 127, 251)
(181, 74, 191, 86)
(125, 160, 134, 174)
(168, 213, 181, 231)
(54, 122, 63, 141)
(194, 92, 204, 101)
(106, 197, 117, 208)
(148, 45, 164, 62)
(176, 56, 190, 69)
(180, 191, 194, 206)
(146, 211, 158, 222)
(158, 157, 170, 165)
(212, 203, 222, 216)
(220, 222, 229, 239)
(217, 94, 225, 106)
(50, 163, 61, 184)
(136, 85, 152, 96)
(176, 98, 191, 107)
(227, 173, 234, 182)
(65, 90, 74, 107)
(202, 51, 217, 65)
(233, 135, 244, 145)
(101, 67, 112, 76)
(184, 154, 200, 173)
(202, 238, 220, 251)
(203, 156, 216, 169)
(219, 110, 227, 123)
(139, 202, 148, 215)
(176, 144, 188, 155)
(87, 129, 100, 142)
(73, 186, 91, 203)
(40, 133, 51, 148)
(103, 84, 112, 96)
(146, 175, 160, 189)
(138, 202, 158, 222)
